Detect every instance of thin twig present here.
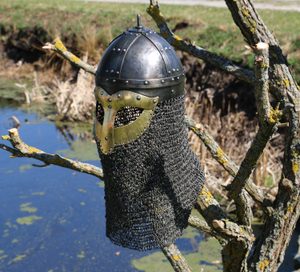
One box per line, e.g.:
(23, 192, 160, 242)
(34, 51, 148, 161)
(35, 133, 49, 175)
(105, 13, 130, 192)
(1, 129, 103, 179)
(43, 38, 96, 75)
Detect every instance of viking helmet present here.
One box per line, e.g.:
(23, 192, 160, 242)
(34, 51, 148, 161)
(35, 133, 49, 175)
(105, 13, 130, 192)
(95, 15, 185, 154)
(94, 16, 204, 251)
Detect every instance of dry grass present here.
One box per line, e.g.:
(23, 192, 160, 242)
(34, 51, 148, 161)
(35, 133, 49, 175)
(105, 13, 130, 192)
(185, 87, 283, 201)
(51, 56, 95, 122)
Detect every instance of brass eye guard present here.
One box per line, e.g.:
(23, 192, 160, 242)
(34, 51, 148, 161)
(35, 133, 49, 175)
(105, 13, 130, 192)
(94, 87, 159, 155)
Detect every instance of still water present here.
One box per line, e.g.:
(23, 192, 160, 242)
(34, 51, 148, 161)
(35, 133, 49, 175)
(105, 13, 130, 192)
(0, 103, 222, 272)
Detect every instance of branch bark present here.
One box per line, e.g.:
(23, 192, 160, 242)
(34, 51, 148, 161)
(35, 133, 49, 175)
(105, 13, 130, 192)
(1, 129, 103, 179)
(43, 38, 96, 75)
(228, 42, 281, 227)
(161, 244, 192, 272)
(223, 1, 300, 271)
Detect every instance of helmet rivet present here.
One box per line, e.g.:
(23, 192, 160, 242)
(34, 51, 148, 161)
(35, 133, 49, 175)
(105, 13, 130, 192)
(172, 68, 176, 72)
(171, 89, 175, 93)
(136, 95, 141, 100)
(176, 68, 179, 72)
(153, 99, 157, 103)
(108, 98, 112, 102)
(105, 78, 109, 81)
(123, 49, 126, 52)
(161, 79, 165, 83)
(112, 48, 116, 51)
(101, 92, 104, 95)
(110, 69, 114, 73)
(165, 47, 168, 50)
(105, 70, 109, 73)
(171, 78, 175, 81)
(105, 137, 108, 141)
(176, 76, 180, 80)
(108, 105, 112, 109)
(125, 80, 129, 84)
(117, 94, 121, 98)
(117, 48, 121, 51)
(144, 80, 149, 85)
(168, 71, 171, 74)
(116, 71, 120, 74)
(112, 79, 116, 83)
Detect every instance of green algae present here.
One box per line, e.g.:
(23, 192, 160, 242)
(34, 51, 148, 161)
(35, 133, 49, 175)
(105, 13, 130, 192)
(132, 237, 222, 272)
(11, 239, 19, 244)
(77, 250, 86, 259)
(20, 202, 38, 213)
(57, 139, 98, 161)
(96, 181, 104, 188)
(31, 191, 45, 196)
(16, 215, 43, 225)
(11, 254, 26, 263)
(19, 164, 33, 172)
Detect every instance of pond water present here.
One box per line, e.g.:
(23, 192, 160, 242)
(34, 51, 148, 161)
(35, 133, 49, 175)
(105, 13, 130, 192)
(0, 95, 223, 272)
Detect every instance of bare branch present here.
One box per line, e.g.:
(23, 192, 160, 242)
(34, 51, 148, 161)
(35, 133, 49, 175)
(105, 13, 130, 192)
(228, 42, 281, 226)
(161, 244, 192, 272)
(147, 1, 255, 84)
(43, 38, 96, 75)
(254, 42, 272, 125)
(188, 215, 214, 236)
(1, 129, 103, 179)
(185, 117, 270, 206)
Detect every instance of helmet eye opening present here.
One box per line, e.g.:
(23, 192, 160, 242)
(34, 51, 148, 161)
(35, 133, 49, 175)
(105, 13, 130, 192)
(115, 106, 143, 128)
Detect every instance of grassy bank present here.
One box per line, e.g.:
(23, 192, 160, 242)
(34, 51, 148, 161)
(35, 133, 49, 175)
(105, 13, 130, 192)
(1, 0, 300, 79)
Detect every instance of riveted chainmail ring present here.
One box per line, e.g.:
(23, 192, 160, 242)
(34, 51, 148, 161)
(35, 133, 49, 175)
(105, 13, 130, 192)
(96, 95, 205, 250)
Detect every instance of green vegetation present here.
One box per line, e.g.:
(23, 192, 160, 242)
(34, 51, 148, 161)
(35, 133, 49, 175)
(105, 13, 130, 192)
(1, 0, 300, 80)
(20, 202, 38, 213)
(132, 235, 222, 272)
(16, 215, 43, 225)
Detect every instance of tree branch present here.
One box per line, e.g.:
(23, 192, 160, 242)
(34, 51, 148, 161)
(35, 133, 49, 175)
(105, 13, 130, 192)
(161, 244, 192, 272)
(185, 117, 273, 207)
(43, 38, 96, 75)
(1, 129, 103, 179)
(146, 1, 255, 84)
(254, 42, 272, 125)
(228, 42, 281, 226)
(223, 1, 300, 270)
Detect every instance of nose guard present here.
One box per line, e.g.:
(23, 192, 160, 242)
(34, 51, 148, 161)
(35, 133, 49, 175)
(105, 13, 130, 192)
(94, 87, 159, 154)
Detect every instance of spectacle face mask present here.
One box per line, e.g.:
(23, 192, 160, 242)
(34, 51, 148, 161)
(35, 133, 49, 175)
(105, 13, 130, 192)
(94, 86, 159, 155)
